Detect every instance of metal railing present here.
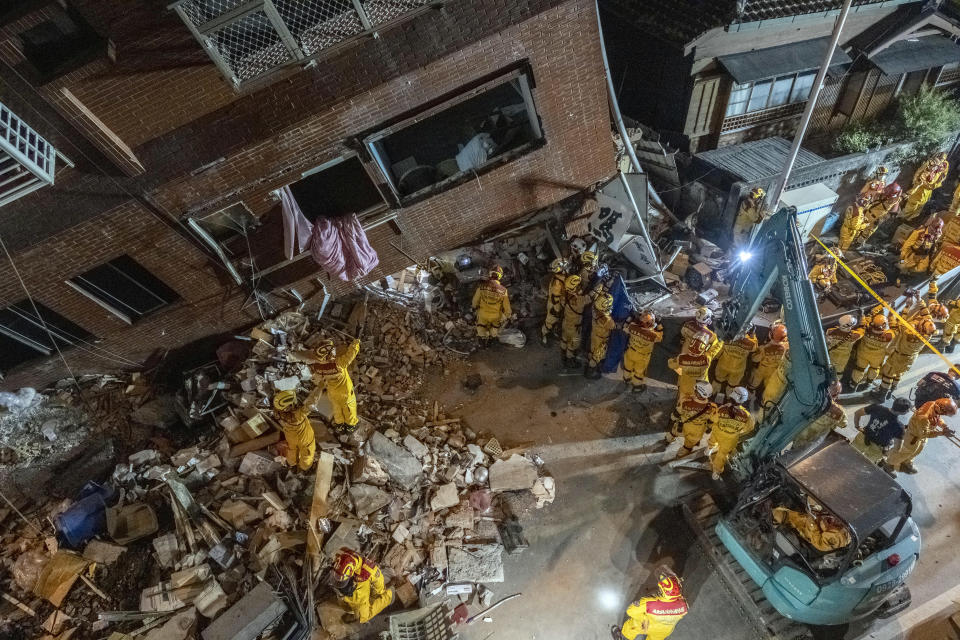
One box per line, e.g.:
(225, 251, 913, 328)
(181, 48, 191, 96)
(720, 101, 806, 134)
(0, 101, 56, 208)
(171, 0, 438, 88)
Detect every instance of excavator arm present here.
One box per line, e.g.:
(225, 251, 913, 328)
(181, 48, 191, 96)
(716, 207, 835, 477)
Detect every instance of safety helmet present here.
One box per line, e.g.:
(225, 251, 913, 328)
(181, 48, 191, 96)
(770, 324, 788, 343)
(331, 548, 362, 589)
(828, 380, 842, 399)
(564, 274, 581, 292)
(639, 310, 656, 328)
(694, 380, 713, 399)
(694, 306, 712, 324)
(870, 314, 889, 331)
(927, 217, 945, 234)
(489, 265, 504, 280)
(838, 315, 858, 331)
(883, 182, 902, 198)
(581, 251, 598, 266)
(875, 165, 889, 176)
(827, 402, 845, 421)
(730, 386, 749, 405)
(855, 194, 870, 208)
(918, 318, 937, 336)
(549, 258, 567, 274)
(657, 573, 683, 599)
(750, 187, 765, 199)
(273, 390, 297, 412)
(595, 293, 613, 314)
(934, 397, 958, 416)
(315, 339, 335, 361)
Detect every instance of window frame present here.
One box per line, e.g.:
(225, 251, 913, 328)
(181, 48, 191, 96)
(294, 154, 391, 221)
(0, 300, 95, 371)
(187, 201, 258, 286)
(362, 67, 545, 203)
(66, 256, 180, 325)
(724, 70, 818, 118)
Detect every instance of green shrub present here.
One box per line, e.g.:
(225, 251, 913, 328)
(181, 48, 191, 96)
(832, 120, 885, 154)
(890, 86, 960, 157)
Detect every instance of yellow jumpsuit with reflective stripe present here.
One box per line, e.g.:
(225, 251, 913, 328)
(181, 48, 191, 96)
(680, 320, 722, 359)
(825, 326, 864, 374)
(943, 300, 960, 346)
(748, 341, 787, 393)
(733, 200, 763, 246)
(540, 274, 566, 339)
(560, 291, 589, 358)
(880, 329, 927, 391)
(472, 279, 511, 338)
(808, 263, 837, 290)
(341, 557, 393, 623)
(589, 309, 616, 368)
(310, 340, 360, 427)
(675, 396, 718, 450)
(668, 352, 712, 397)
(900, 228, 938, 273)
(621, 595, 689, 640)
(887, 402, 946, 471)
(858, 199, 896, 245)
(276, 387, 323, 471)
(714, 334, 758, 387)
(793, 403, 846, 448)
(838, 204, 866, 251)
(762, 349, 791, 407)
(901, 170, 940, 220)
(622, 322, 662, 387)
(710, 404, 755, 475)
(851, 328, 895, 383)
(772, 508, 851, 552)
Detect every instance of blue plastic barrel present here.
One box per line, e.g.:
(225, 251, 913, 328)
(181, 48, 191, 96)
(55, 482, 116, 549)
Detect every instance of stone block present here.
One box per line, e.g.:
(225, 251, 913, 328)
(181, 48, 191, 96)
(367, 431, 422, 490)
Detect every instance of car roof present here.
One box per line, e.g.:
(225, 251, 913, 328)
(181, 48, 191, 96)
(785, 441, 911, 536)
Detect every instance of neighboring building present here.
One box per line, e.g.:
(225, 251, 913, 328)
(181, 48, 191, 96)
(0, 0, 613, 387)
(600, 0, 960, 152)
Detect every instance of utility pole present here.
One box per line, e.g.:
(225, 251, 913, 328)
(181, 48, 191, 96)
(769, 0, 854, 208)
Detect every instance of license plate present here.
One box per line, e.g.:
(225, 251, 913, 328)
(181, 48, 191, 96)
(874, 577, 903, 594)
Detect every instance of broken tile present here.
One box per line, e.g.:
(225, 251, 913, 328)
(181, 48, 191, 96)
(488, 455, 538, 492)
(430, 482, 459, 512)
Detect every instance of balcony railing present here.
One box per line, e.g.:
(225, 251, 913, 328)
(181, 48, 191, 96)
(171, 0, 438, 88)
(720, 101, 806, 134)
(0, 101, 56, 208)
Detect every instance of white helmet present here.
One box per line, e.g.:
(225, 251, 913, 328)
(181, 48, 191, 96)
(695, 307, 712, 324)
(838, 315, 858, 331)
(694, 380, 713, 399)
(730, 387, 749, 405)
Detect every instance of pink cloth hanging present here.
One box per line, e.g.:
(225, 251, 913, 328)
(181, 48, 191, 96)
(309, 217, 347, 280)
(339, 213, 379, 280)
(279, 186, 314, 260)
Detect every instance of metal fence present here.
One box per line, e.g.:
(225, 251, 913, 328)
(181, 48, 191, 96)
(0, 100, 56, 208)
(171, 0, 437, 88)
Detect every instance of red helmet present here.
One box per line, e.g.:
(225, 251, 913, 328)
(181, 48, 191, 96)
(883, 182, 902, 198)
(658, 573, 683, 599)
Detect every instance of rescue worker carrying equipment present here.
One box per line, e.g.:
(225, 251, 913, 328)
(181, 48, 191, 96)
(330, 547, 394, 624)
(901, 163, 944, 221)
(674, 381, 718, 458)
(709, 387, 754, 480)
(472, 266, 511, 347)
(858, 183, 902, 246)
(852, 398, 911, 465)
(792, 401, 846, 448)
(667, 332, 713, 399)
(622, 311, 663, 392)
(272, 387, 322, 470)
(851, 314, 895, 390)
(713, 327, 758, 395)
(310, 338, 361, 433)
(859, 165, 888, 204)
(615, 569, 689, 640)
(914, 369, 960, 408)
(748, 324, 788, 397)
(839, 195, 869, 250)
(826, 315, 864, 381)
(587, 292, 615, 379)
(900, 217, 944, 273)
(732, 187, 766, 246)
(942, 298, 960, 352)
(808, 258, 838, 294)
(878, 316, 936, 398)
(540, 258, 568, 345)
(887, 398, 957, 474)
(772, 503, 852, 552)
(560, 275, 590, 367)
(679, 306, 722, 359)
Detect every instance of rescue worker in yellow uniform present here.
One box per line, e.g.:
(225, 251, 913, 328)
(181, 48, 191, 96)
(792, 401, 846, 448)
(560, 274, 590, 367)
(879, 316, 936, 399)
(713, 327, 758, 397)
(838, 195, 869, 251)
(748, 324, 788, 399)
(587, 292, 616, 379)
(679, 306, 723, 359)
(578, 250, 599, 289)
(762, 347, 791, 410)
(900, 217, 944, 274)
(330, 547, 394, 624)
(709, 386, 754, 480)
(826, 314, 864, 383)
(272, 388, 322, 471)
(859, 165, 889, 204)
(808, 256, 838, 295)
(733, 187, 766, 246)
(614, 570, 689, 640)
(310, 338, 361, 433)
(901, 165, 942, 221)
(472, 266, 511, 346)
(887, 398, 957, 475)
(851, 314, 896, 391)
(933, 209, 960, 275)
(772, 501, 851, 552)
(674, 381, 718, 459)
(857, 182, 902, 247)
(622, 310, 662, 392)
(666, 335, 714, 443)
(540, 258, 568, 345)
(942, 297, 960, 353)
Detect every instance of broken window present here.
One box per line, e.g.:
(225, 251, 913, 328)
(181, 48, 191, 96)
(0, 300, 95, 372)
(365, 71, 543, 199)
(187, 202, 258, 286)
(67, 255, 181, 324)
(289, 156, 387, 221)
(18, 3, 104, 83)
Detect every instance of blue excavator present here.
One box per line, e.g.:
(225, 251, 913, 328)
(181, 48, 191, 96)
(711, 206, 919, 626)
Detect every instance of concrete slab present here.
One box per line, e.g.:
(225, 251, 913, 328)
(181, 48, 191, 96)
(200, 582, 286, 640)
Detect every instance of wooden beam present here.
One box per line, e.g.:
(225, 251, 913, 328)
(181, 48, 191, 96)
(304, 452, 335, 574)
(228, 430, 281, 458)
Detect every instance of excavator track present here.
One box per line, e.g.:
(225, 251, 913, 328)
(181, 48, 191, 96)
(682, 493, 813, 640)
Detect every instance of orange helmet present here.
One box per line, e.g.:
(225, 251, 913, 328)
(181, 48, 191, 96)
(639, 311, 656, 328)
(917, 318, 936, 336)
(489, 265, 504, 280)
(770, 324, 788, 343)
(928, 302, 949, 320)
(658, 572, 683, 599)
(871, 314, 889, 331)
(935, 397, 958, 416)
(883, 182, 902, 199)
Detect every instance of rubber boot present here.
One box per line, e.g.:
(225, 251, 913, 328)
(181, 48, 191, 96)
(675, 445, 693, 459)
(946, 342, 956, 354)
(900, 461, 919, 474)
(634, 383, 646, 394)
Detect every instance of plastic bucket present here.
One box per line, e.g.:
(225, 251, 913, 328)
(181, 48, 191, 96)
(55, 482, 116, 549)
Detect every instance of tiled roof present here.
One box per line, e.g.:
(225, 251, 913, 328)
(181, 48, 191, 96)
(602, 0, 895, 44)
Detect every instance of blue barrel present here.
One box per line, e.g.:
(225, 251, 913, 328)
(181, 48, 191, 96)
(55, 482, 115, 549)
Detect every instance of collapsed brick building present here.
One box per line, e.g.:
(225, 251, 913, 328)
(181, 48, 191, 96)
(0, 0, 614, 388)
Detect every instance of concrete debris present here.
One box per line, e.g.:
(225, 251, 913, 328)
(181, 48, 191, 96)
(447, 544, 505, 583)
(403, 434, 430, 459)
(81, 540, 126, 565)
(532, 476, 557, 508)
(143, 606, 196, 640)
(349, 484, 392, 516)
(488, 455, 539, 492)
(200, 582, 287, 640)
(367, 431, 422, 490)
(430, 482, 460, 512)
(237, 451, 282, 477)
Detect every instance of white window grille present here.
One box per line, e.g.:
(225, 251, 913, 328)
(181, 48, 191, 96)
(170, 0, 439, 88)
(0, 101, 56, 208)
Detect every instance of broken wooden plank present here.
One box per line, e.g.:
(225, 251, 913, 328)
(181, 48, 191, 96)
(305, 452, 335, 574)
(1, 592, 36, 616)
(228, 431, 281, 459)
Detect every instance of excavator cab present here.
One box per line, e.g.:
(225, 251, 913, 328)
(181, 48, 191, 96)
(718, 441, 918, 625)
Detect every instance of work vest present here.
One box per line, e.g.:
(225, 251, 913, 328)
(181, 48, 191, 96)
(625, 322, 662, 354)
(717, 404, 753, 436)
